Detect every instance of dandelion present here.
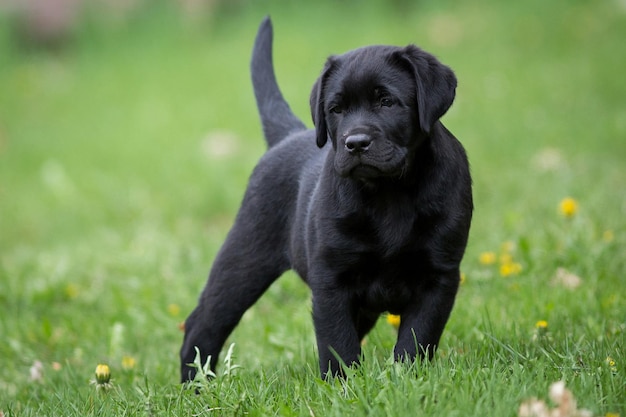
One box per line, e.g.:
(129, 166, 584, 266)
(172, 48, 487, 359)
(602, 230, 614, 243)
(122, 355, 137, 370)
(167, 303, 181, 317)
(498, 240, 522, 276)
(479, 251, 496, 265)
(386, 314, 401, 328)
(480, 242, 523, 278)
(606, 356, 617, 373)
(460, 272, 467, 285)
(533, 320, 549, 340)
(605, 413, 620, 417)
(91, 364, 113, 390)
(95, 364, 111, 383)
(558, 197, 578, 218)
(500, 261, 522, 277)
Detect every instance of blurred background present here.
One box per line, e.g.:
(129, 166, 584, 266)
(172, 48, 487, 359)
(0, 0, 624, 397)
(1, 0, 624, 246)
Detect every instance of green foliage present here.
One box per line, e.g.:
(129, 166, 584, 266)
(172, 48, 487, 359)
(0, 0, 624, 415)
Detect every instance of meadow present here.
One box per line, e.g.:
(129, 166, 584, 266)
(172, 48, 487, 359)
(0, 0, 624, 415)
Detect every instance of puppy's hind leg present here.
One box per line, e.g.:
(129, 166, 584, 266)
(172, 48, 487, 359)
(180, 213, 289, 382)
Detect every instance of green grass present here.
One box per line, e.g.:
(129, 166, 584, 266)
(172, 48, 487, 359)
(0, 0, 624, 415)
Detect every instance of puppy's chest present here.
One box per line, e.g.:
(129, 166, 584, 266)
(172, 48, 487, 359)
(334, 224, 424, 287)
(338, 201, 420, 256)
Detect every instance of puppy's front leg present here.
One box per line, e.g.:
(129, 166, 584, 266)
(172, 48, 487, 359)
(311, 285, 360, 378)
(394, 270, 460, 363)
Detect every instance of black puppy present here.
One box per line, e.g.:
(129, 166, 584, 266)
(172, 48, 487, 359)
(180, 17, 472, 381)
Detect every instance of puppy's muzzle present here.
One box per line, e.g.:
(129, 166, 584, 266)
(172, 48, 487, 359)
(344, 133, 372, 154)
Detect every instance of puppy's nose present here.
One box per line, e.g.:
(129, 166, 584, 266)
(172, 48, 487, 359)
(344, 134, 372, 153)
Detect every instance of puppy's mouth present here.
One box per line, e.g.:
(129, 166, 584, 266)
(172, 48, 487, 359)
(335, 150, 407, 180)
(336, 158, 404, 181)
(347, 164, 383, 179)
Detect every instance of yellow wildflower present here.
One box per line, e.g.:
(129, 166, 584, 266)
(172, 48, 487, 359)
(603, 230, 614, 243)
(479, 251, 496, 265)
(500, 240, 516, 253)
(533, 320, 549, 340)
(386, 314, 401, 328)
(558, 197, 578, 218)
(167, 303, 181, 317)
(122, 356, 137, 370)
(91, 364, 114, 390)
(606, 356, 617, 373)
(605, 413, 620, 417)
(500, 261, 522, 277)
(460, 272, 466, 285)
(95, 364, 111, 384)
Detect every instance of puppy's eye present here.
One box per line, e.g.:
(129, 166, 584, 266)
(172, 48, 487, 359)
(380, 97, 393, 107)
(329, 105, 343, 114)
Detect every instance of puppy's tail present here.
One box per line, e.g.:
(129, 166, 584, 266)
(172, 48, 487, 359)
(251, 17, 306, 148)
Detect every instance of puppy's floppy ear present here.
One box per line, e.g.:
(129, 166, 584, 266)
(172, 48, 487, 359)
(398, 45, 457, 135)
(309, 58, 335, 148)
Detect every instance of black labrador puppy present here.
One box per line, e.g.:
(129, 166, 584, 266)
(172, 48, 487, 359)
(180, 17, 472, 381)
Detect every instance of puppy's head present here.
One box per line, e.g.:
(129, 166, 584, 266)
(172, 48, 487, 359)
(310, 44, 456, 181)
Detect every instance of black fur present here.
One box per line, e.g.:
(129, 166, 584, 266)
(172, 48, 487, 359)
(180, 17, 473, 381)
